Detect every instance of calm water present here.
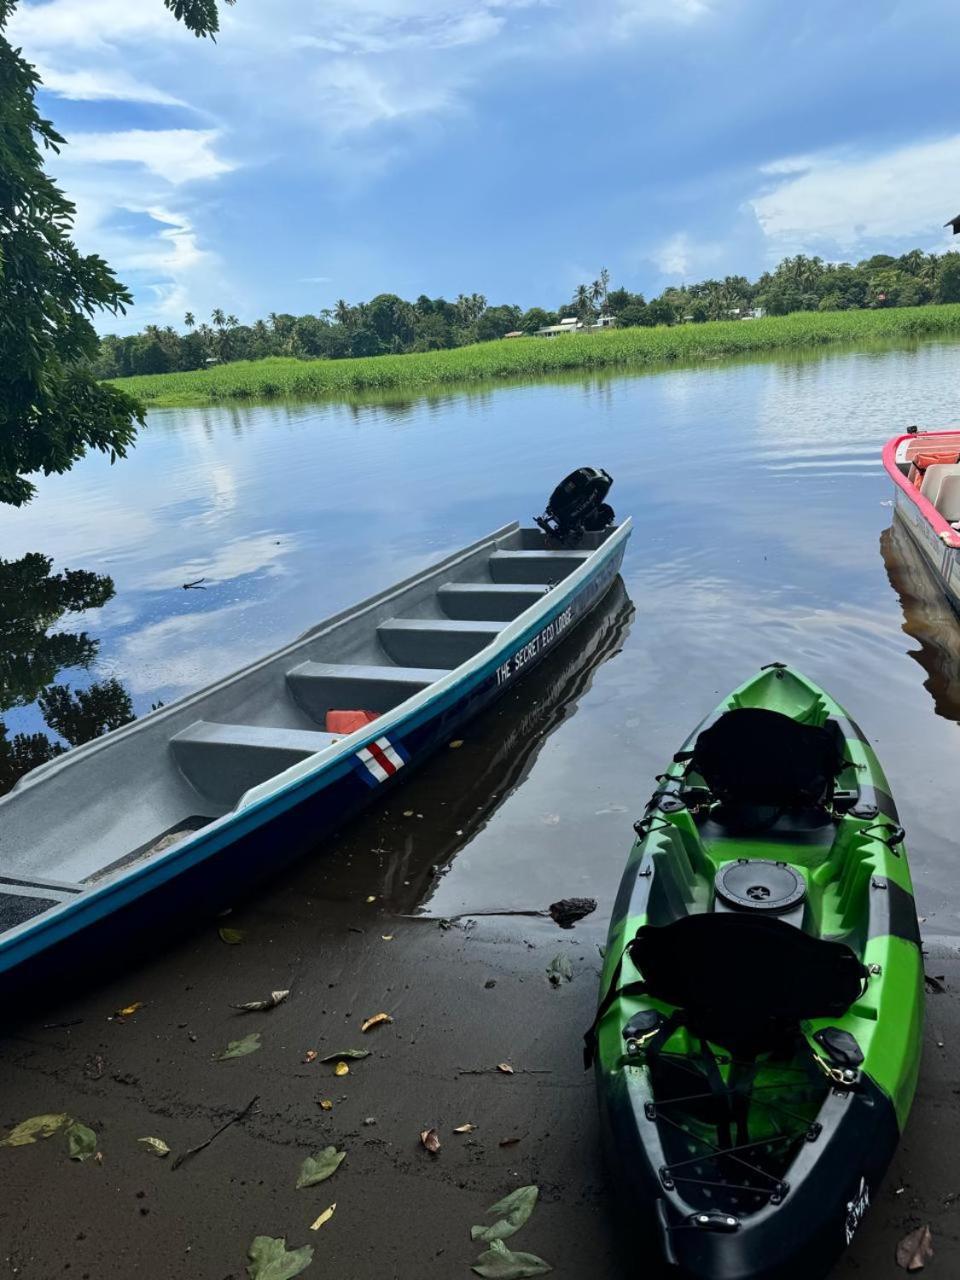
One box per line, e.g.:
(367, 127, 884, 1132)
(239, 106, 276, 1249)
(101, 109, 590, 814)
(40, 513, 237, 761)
(5, 341, 960, 931)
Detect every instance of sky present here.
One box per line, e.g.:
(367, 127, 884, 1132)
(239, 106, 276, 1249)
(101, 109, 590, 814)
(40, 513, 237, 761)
(9, 0, 960, 333)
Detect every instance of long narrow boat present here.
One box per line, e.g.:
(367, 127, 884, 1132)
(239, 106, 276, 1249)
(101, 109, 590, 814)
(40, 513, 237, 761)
(586, 664, 922, 1280)
(883, 427, 960, 612)
(0, 511, 630, 1004)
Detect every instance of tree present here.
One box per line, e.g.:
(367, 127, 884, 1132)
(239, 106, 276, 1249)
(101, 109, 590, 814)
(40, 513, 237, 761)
(0, 0, 232, 506)
(939, 255, 960, 304)
(184, 311, 195, 328)
(598, 267, 611, 311)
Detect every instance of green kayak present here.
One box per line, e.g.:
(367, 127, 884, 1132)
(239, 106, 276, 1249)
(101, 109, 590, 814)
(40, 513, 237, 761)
(586, 664, 923, 1280)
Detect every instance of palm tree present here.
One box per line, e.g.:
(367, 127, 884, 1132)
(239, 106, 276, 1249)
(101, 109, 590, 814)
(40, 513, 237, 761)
(573, 283, 592, 322)
(598, 267, 610, 312)
(590, 279, 603, 309)
(211, 308, 226, 330)
(226, 314, 238, 328)
(334, 299, 351, 325)
(183, 311, 195, 329)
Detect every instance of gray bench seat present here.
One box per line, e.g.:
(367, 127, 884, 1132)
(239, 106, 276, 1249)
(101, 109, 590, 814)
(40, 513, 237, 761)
(172, 721, 337, 806)
(438, 582, 547, 621)
(377, 618, 502, 667)
(487, 549, 590, 584)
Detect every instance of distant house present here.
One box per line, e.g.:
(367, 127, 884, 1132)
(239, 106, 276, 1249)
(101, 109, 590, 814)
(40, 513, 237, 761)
(535, 315, 617, 338)
(946, 214, 960, 234)
(503, 330, 524, 339)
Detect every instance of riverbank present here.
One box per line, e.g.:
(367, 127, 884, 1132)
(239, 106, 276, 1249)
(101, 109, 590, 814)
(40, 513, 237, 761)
(110, 305, 960, 407)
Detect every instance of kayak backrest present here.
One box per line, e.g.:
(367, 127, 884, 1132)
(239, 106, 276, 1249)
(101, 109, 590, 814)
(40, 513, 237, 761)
(690, 707, 843, 810)
(629, 913, 865, 1051)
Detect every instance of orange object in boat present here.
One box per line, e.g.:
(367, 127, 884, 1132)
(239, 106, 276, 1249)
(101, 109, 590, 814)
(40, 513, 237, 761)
(325, 710, 379, 734)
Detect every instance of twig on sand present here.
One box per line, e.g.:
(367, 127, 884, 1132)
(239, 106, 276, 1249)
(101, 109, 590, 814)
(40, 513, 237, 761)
(457, 1068, 553, 1076)
(172, 1095, 259, 1170)
(182, 578, 207, 590)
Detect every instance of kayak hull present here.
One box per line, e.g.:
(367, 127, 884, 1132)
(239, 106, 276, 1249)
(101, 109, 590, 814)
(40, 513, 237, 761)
(593, 666, 923, 1280)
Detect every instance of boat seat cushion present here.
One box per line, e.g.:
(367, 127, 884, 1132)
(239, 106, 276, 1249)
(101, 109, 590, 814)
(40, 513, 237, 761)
(691, 708, 843, 809)
(630, 913, 865, 1050)
(936, 474, 960, 523)
(919, 462, 960, 508)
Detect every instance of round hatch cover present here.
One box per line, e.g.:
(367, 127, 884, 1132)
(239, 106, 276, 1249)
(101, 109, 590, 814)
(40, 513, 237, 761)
(715, 859, 805, 913)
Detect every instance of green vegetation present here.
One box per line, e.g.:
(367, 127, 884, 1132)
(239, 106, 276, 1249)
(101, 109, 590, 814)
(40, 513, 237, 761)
(99, 248, 960, 383)
(114, 304, 960, 408)
(0, 0, 229, 505)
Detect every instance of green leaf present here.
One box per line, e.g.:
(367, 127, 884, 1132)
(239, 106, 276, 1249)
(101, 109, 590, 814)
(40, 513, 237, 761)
(0, 1113, 69, 1147)
(66, 1121, 97, 1161)
(545, 954, 572, 986)
(246, 1235, 314, 1280)
(296, 1147, 346, 1189)
(472, 1240, 553, 1278)
(471, 1186, 539, 1243)
(317, 1050, 370, 1063)
(219, 927, 245, 944)
(219, 1032, 262, 1060)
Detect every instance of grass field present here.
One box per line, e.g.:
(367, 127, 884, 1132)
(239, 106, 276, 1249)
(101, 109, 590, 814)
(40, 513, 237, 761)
(112, 305, 960, 407)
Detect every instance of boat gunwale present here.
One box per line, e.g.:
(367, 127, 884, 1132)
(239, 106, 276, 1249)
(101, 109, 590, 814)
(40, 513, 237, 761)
(0, 519, 632, 965)
(883, 430, 960, 549)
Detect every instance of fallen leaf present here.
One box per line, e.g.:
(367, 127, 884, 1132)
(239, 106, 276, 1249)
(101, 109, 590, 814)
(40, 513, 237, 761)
(219, 927, 244, 945)
(548, 897, 597, 928)
(497, 1063, 514, 1075)
(138, 1137, 170, 1158)
(114, 1001, 143, 1019)
(334, 1062, 349, 1077)
(381, 935, 394, 942)
(472, 1239, 553, 1278)
(449, 739, 464, 749)
(66, 1121, 97, 1162)
(403, 810, 414, 817)
(420, 1128, 441, 1155)
(317, 1050, 370, 1063)
(365, 895, 376, 904)
(471, 1186, 539, 1243)
(360, 1012, 393, 1033)
(318, 1100, 333, 1111)
(309, 1204, 336, 1232)
(219, 1032, 262, 1061)
(499, 1137, 521, 1148)
(303, 1050, 318, 1064)
(233, 990, 290, 1013)
(246, 1235, 314, 1280)
(546, 954, 573, 987)
(454, 1123, 477, 1134)
(897, 1224, 934, 1271)
(296, 1147, 346, 1189)
(0, 1113, 69, 1147)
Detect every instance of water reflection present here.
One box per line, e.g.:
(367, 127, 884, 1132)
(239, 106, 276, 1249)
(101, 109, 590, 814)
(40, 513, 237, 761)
(881, 519, 960, 724)
(0, 553, 134, 793)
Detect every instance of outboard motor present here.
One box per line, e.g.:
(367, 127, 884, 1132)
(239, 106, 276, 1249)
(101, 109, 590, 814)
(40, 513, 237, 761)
(535, 468, 615, 546)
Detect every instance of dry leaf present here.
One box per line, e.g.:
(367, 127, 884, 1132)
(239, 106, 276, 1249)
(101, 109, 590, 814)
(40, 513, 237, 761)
(114, 1001, 143, 1019)
(420, 1128, 441, 1155)
(360, 1012, 393, 1033)
(218, 927, 244, 945)
(310, 1204, 336, 1232)
(138, 1137, 170, 1158)
(497, 1063, 514, 1075)
(403, 810, 414, 817)
(334, 1062, 349, 1077)
(499, 1137, 521, 1148)
(546, 954, 573, 987)
(381, 935, 394, 942)
(454, 1123, 477, 1134)
(449, 739, 464, 749)
(303, 1050, 318, 1064)
(232, 990, 289, 1013)
(365, 895, 376, 904)
(318, 1100, 333, 1111)
(0, 1114, 69, 1147)
(897, 1224, 934, 1271)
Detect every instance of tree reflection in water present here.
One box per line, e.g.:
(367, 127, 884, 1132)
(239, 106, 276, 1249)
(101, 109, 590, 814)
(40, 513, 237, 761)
(0, 552, 134, 793)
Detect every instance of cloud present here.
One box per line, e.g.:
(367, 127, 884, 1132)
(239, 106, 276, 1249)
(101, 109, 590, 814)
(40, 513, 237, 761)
(65, 129, 233, 184)
(750, 134, 960, 253)
(7, 0, 179, 50)
(653, 232, 693, 276)
(34, 63, 187, 105)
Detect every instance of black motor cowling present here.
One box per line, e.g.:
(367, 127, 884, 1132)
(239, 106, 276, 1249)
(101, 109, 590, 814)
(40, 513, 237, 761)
(535, 467, 615, 545)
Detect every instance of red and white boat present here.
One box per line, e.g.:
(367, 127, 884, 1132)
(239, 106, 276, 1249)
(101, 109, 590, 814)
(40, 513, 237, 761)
(883, 429, 960, 611)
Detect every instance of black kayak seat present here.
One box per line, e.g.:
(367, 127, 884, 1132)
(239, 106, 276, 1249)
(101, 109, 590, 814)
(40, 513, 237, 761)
(630, 913, 865, 1049)
(691, 707, 844, 808)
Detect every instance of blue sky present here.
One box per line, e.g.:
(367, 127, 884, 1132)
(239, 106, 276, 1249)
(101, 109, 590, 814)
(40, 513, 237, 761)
(10, 0, 960, 333)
